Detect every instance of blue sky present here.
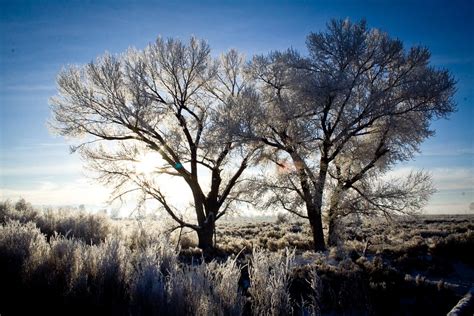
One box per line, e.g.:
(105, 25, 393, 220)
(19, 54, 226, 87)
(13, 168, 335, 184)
(1, 0, 473, 213)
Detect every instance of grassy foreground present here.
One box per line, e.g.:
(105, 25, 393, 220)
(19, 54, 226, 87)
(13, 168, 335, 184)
(1, 200, 473, 315)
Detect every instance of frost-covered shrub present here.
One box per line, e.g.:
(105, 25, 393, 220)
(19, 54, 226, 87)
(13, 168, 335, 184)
(0, 220, 288, 315)
(130, 246, 168, 314)
(40, 236, 85, 293)
(303, 269, 323, 316)
(132, 260, 166, 314)
(431, 231, 474, 264)
(166, 257, 245, 316)
(328, 246, 347, 262)
(36, 209, 110, 244)
(128, 228, 245, 315)
(267, 239, 286, 251)
(130, 232, 179, 314)
(248, 248, 295, 316)
(2, 211, 469, 315)
(0, 220, 47, 277)
(218, 237, 253, 254)
(0, 221, 50, 315)
(276, 213, 289, 225)
(0, 199, 38, 224)
(206, 258, 246, 315)
(179, 232, 198, 249)
(0, 199, 110, 244)
(289, 224, 303, 233)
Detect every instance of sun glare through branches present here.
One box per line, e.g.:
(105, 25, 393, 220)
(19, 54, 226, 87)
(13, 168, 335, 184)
(135, 152, 165, 176)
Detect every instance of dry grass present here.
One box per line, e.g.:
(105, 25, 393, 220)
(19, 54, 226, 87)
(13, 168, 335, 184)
(0, 199, 472, 315)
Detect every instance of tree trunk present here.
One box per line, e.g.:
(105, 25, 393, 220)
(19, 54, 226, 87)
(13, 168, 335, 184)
(190, 181, 216, 252)
(327, 186, 342, 247)
(307, 158, 330, 252)
(327, 212, 338, 247)
(197, 224, 214, 251)
(196, 205, 217, 254)
(290, 152, 327, 252)
(309, 210, 326, 251)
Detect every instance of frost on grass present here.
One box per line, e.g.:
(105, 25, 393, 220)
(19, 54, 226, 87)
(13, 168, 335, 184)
(0, 200, 471, 315)
(0, 218, 247, 315)
(249, 248, 295, 316)
(0, 200, 109, 244)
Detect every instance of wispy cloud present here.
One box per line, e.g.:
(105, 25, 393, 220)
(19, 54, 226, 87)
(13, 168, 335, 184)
(0, 178, 110, 206)
(415, 147, 474, 158)
(384, 166, 474, 214)
(2, 142, 71, 156)
(1, 163, 81, 177)
(386, 166, 474, 191)
(423, 203, 473, 215)
(36, 142, 69, 147)
(2, 84, 56, 92)
(1, 169, 194, 212)
(431, 55, 473, 66)
(431, 168, 474, 191)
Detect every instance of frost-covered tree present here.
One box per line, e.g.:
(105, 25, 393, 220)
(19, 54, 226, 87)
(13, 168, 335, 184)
(50, 38, 261, 251)
(242, 19, 455, 251)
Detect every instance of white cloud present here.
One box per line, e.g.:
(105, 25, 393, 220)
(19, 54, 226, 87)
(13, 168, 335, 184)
(2, 84, 56, 92)
(0, 178, 110, 206)
(1, 163, 82, 177)
(430, 168, 474, 191)
(416, 147, 474, 157)
(423, 203, 473, 215)
(0, 171, 196, 216)
(382, 166, 474, 215)
(385, 166, 474, 191)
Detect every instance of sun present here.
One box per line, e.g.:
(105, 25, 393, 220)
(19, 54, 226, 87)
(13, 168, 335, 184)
(135, 152, 165, 176)
(133, 151, 193, 210)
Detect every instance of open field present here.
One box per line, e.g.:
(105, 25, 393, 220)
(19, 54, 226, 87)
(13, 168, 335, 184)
(0, 200, 473, 315)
